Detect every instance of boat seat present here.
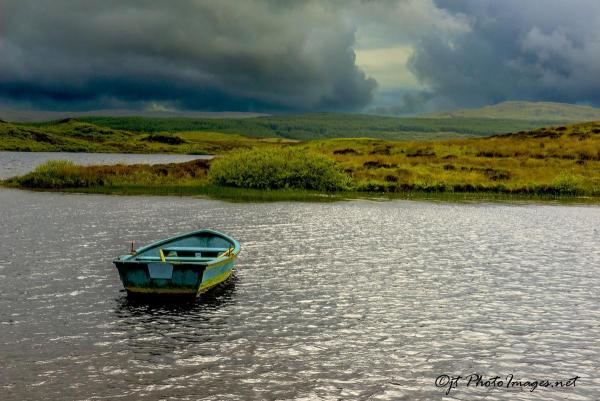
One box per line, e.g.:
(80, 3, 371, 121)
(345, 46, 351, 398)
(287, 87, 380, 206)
(135, 256, 216, 262)
(161, 247, 230, 253)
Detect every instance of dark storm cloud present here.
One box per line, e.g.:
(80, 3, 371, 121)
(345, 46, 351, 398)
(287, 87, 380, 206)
(4, 0, 600, 114)
(0, 0, 376, 111)
(409, 0, 600, 110)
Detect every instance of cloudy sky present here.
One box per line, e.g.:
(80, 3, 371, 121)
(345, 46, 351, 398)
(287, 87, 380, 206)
(2, 0, 600, 114)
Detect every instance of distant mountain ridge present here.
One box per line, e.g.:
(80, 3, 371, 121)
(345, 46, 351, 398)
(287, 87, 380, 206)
(0, 109, 268, 123)
(423, 101, 600, 121)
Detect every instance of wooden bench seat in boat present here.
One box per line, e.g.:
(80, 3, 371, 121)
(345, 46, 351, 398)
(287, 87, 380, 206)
(135, 256, 217, 262)
(161, 247, 230, 253)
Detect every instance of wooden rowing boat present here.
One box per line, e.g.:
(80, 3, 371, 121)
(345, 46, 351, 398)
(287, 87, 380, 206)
(113, 229, 240, 297)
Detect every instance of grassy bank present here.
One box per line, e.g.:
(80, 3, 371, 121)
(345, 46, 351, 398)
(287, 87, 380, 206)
(0, 159, 346, 202)
(304, 121, 600, 196)
(3, 121, 600, 202)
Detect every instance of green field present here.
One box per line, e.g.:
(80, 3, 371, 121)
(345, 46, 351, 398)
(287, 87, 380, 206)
(4, 121, 600, 201)
(0, 118, 294, 154)
(0, 113, 570, 154)
(303, 122, 600, 195)
(3, 109, 600, 201)
(79, 114, 561, 140)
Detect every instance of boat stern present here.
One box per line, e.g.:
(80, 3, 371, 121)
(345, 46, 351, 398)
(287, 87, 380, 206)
(113, 259, 205, 296)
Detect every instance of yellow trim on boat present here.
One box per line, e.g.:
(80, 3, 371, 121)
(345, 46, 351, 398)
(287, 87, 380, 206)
(219, 247, 234, 258)
(126, 286, 197, 295)
(197, 270, 232, 295)
(205, 254, 237, 270)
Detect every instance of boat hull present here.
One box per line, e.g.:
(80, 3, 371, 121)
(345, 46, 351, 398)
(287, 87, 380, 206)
(115, 256, 237, 297)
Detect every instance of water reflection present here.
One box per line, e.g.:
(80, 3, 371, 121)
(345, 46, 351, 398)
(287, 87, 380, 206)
(108, 277, 240, 386)
(114, 275, 239, 317)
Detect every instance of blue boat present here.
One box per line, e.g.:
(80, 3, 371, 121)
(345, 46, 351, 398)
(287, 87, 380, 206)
(113, 229, 240, 297)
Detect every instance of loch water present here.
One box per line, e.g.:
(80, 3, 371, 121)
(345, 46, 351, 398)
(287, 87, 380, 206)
(0, 153, 599, 400)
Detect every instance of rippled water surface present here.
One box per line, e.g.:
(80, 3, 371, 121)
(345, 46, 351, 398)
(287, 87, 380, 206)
(0, 151, 209, 179)
(1, 171, 600, 400)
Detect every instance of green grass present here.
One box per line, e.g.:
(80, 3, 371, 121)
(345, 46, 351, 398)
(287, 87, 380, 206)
(303, 122, 600, 196)
(4, 158, 211, 189)
(1, 113, 575, 154)
(0, 119, 287, 154)
(3, 120, 600, 202)
(13, 160, 105, 188)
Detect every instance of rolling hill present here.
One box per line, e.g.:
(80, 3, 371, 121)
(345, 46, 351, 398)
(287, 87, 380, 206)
(0, 114, 563, 153)
(78, 113, 558, 141)
(2, 104, 597, 153)
(423, 101, 600, 121)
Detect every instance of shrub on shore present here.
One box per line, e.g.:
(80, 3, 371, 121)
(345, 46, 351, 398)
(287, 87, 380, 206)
(551, 172, 586, 195)
(143, 134, 186, 145)
(209, 147, 351, 191)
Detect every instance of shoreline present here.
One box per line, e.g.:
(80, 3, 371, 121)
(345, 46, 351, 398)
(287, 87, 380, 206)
(2, 182, 599, 204)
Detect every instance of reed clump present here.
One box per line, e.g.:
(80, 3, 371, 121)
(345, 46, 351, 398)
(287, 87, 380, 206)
(13, 160, 103, 188)
(7, 159, 210, 189)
